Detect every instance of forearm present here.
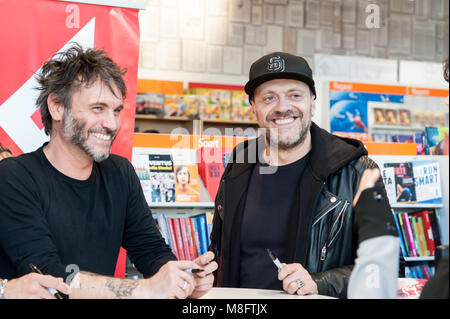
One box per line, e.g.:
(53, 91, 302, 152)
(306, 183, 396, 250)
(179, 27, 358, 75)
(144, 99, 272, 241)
(69, 271, 141, 299)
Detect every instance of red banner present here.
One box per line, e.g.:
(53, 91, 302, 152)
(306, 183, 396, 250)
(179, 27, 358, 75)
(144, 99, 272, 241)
(0, 0, 141, 277)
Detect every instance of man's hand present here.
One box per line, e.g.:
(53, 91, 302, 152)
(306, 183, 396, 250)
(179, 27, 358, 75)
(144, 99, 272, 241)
(278, 263, 318, 296)
(3, 273, 70, 299)
(138, 260, 202, 299)
(188, 251, 218, 299)
(353, 168, 381, 207)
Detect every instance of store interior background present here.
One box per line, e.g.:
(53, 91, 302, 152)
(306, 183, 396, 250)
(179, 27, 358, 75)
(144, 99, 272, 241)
(137, 0, 449, 132)
(134, 0, 449, 243)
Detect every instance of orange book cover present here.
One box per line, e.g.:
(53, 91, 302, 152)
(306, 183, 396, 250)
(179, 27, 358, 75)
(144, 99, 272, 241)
(175, 165, 200, 202)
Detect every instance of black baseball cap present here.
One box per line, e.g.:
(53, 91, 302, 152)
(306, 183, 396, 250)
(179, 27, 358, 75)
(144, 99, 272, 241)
(244, 52, 316, 100)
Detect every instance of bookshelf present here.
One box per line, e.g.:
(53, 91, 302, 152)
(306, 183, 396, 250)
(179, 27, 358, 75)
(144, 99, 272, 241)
(134, 115, 258, 136)
(371, 155, 449, 280)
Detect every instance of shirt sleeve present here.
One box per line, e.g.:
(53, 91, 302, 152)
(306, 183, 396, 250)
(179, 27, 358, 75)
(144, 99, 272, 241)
(121, 160, 177, 278)
(347, 236, 399, 299)
(0, 160, 68, 280)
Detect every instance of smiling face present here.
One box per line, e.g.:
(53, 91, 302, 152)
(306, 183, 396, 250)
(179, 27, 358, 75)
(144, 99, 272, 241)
(176, 167, 190, 187)
(61, 78, 123, 162)
(251, 79, 315, 150)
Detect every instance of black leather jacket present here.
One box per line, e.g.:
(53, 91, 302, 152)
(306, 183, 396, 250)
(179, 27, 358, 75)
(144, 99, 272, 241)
(209, 122, 382, 298)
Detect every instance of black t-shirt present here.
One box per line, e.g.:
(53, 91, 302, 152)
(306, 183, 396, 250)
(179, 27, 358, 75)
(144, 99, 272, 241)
(0, 144, 176, 280)
(239, 152, 311, 289)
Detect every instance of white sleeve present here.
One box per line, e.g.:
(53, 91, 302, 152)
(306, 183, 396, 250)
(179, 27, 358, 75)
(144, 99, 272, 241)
(347, 236, 399, 299)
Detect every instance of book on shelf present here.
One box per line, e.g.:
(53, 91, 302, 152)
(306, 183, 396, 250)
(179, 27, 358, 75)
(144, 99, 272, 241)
(404, 262, 434, 280)
(154, 213, 213, 261)
(382, 160, 442, 205)
(133, 147, 203, 204)
(394, 210, 441, 258)
(136, 92, 165, 116)
(424, 126, 449, 155)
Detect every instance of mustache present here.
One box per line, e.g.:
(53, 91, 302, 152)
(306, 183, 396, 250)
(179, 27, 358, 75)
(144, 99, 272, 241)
(88, 128, 118, 138)
(266, 109, 303, 122)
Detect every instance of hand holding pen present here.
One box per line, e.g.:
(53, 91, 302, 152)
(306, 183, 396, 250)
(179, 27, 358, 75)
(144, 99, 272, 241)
(266, 249, 318, 296)
(29, 264, 69, 299)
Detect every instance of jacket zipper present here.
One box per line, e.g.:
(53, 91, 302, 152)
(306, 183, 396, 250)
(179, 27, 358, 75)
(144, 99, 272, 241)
(320, 199, 350, 261)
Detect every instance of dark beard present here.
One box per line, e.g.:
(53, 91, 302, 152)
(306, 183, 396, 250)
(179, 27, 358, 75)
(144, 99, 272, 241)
(62, 108, 116, 162)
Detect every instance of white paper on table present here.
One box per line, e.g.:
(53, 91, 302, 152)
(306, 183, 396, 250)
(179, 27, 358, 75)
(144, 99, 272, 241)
(286, 0, 304, 28)
(251, 5, 263, 25)
(265, 25, 283, 52)
(297, 29, 316, 56)
(160, 6, 178, 38)
(139, 6, 159, 42)
(207, 45, 223, 73)
(263, 5, 274, 24)
(182, 40, 206, 72)
(223, 46, 243, 74)
(179, 0, 204, 39)
(158, 39, 181, 70)
(305, 0, 320, 28)
(229, 0, 251, 23)
(205, 16, 227, 45)
(227, 23, 245, 46)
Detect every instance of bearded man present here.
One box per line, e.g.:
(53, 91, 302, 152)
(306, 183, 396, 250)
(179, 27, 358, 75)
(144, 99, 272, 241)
(0, 45, 217, 299)
(210, 52, 385, 298)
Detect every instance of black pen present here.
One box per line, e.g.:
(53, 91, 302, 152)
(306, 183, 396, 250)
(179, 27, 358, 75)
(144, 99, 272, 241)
(184, 268, 204, 274)
(29, 263, 63, 299)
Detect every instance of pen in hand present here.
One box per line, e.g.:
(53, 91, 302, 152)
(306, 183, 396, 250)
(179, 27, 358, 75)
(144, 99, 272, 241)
(29, 263, 63, 299)
(266, 248, 283, 271)
(184, 268, 204, 274)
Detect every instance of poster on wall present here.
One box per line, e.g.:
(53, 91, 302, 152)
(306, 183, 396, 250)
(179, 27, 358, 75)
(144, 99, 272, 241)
(329, 89, 404, 135)
(0, 0, 142, 278)
(0, 0, 141, 162)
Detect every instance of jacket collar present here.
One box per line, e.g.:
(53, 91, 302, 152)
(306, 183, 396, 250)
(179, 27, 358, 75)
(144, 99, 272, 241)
(226, 122, 368, 181)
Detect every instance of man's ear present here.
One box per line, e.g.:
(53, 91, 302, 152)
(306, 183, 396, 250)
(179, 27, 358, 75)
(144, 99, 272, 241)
(47, 93, 65, 121)
(310, 98, 316, 118)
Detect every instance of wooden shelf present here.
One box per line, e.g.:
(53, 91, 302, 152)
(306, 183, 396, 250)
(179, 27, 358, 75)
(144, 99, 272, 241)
(135, 114, 193, 122)
(201, 118, 258, 125)
(391, 203, 444, 209)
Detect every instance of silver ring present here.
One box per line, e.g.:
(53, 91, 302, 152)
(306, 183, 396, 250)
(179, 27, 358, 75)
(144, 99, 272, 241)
(296, 279, 305, 289)
(182, 281, 188, 290)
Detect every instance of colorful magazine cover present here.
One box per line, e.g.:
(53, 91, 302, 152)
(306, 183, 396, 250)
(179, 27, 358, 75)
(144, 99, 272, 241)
(136, 93, 165, 116)
(174, 164, 200, 202)
(383, 162, 417, 204)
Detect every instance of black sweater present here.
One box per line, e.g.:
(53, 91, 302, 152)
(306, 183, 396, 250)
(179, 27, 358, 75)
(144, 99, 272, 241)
(0, 144, 176, 280)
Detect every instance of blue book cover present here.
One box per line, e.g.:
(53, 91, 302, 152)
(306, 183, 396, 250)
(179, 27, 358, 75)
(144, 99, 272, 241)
(392, 213, 407, 257)
(424, 126, 439, 155)
(196, 214, 208, 255)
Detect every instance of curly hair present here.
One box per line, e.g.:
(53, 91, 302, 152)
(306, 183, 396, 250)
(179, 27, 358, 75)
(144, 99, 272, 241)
(35, 43, 127, 135)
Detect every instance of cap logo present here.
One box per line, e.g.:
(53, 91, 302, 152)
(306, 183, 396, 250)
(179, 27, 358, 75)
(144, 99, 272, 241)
(268, 55, 285, 72)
